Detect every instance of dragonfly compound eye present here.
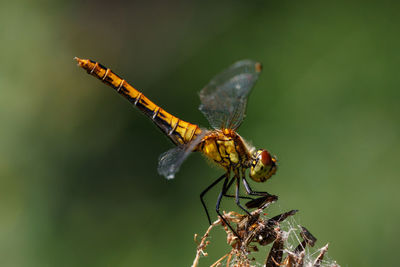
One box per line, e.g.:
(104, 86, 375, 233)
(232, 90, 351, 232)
(249, 149, 277, 182)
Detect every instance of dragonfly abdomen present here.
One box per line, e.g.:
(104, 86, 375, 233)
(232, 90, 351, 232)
(75, 58, 202, 145)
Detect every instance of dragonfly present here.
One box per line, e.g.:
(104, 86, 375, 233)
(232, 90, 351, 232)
(75, 57, 278, 237)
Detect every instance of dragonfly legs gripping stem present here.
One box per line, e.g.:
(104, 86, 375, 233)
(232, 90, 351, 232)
(242, 177, 273, 196)
(223, 177, 253, 200)
(199, 173, 277, 240)
(242, 177, 278, 209)
(200, 173, 226, 225)
(199, 172, 244, 239)
(215, 175, 241, 239)
(234, 177, 252, 216)
(200, 172, 252, 224)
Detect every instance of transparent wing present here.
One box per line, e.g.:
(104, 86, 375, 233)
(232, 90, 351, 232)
(199, 60, 262, 130)
(157, 130, 208, 179)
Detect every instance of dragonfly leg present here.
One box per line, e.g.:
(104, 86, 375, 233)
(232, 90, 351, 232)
(242, 177, 278, 209)
(223, 177, 253, 200)
(223, 194, 253, 200)
(216, 176, 240, 238)
(200, 173, 226, 225)
(234, 177, 252, 216)
(242, 177, 273, 196)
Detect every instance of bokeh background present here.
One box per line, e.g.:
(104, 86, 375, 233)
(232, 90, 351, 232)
(1, 0, 399, 266)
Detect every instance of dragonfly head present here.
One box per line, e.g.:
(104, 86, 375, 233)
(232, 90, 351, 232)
(249, 149, 277, 182)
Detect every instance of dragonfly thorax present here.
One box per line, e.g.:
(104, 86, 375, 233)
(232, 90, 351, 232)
(199, 129, 251, 169)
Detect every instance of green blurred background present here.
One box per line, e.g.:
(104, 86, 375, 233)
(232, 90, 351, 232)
(1, 0, 399, 266)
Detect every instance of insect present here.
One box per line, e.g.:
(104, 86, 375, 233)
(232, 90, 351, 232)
(75, 57, 278, 237)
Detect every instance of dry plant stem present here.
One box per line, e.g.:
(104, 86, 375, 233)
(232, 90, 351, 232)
(296, 251, 305, 267)
(210, 253, 229, 267)
(192, 210, 260, 266)
(192, 203, 338, 267)
(192, 212, 244, 267)
(192, 212, 241, 267)
(313, 244, 329, 267)
(226, 253, 233, 267)
(192, 217, 221, 267)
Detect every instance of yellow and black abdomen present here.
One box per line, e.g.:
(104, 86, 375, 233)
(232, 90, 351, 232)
(75, 58, 202, 146)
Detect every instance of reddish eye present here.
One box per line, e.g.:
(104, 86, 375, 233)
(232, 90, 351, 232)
(260, 150, 271, 166)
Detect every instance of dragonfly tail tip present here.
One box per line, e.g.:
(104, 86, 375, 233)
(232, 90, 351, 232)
(74, 57, 86, 67)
